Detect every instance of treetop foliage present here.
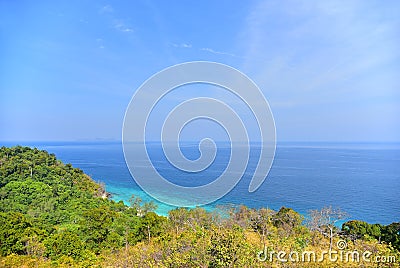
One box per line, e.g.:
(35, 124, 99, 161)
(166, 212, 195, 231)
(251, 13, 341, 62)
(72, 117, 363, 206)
(0, 146, 398, 267)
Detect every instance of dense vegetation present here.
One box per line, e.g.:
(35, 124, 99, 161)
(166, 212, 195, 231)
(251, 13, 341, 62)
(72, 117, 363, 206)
(0, 146, 399, 267)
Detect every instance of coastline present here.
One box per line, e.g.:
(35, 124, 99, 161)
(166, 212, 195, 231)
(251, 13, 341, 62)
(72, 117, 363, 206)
(1, 141, 400, 224)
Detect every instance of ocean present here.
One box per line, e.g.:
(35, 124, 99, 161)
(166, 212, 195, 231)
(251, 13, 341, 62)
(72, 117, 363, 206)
(2, 141, 399, 225)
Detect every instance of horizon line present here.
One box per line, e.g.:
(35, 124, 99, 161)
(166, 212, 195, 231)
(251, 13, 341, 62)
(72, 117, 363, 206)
(1, 140, 400, 144)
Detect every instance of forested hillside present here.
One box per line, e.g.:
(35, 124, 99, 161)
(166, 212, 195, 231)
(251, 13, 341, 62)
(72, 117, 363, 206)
(0, 146, 164, 267)
(0, 146, 399, 267)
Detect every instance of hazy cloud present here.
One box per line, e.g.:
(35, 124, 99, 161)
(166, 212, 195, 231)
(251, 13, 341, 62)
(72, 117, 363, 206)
(99, 5, 134, 33)
(100, 4, 113, 14)
(113, 21, 134, 33)
(170, 43, 192, 48)
(200, 47, 239, 58)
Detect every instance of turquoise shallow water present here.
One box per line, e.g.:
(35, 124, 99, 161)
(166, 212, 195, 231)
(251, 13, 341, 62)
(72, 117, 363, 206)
(2, 141, 400, 224)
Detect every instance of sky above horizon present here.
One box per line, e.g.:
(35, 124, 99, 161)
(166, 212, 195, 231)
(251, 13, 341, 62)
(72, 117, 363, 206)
(1, 0, 399, 142)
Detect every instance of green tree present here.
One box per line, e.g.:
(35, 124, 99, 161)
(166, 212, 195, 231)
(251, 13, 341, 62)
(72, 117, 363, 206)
(381, 222, 400, 251)
(139, 212, 166, 243)
(207, 225, 252, 267)
(44, 231, 84, 260)
(79, 206, 117, 253)
(128, 194, 157, 216)
(273, 206, 304, 237)
(342, 220, 382, 241)
(0, 212, 44, 256)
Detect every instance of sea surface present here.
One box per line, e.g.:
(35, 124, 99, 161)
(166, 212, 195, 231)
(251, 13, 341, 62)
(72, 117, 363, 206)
(1, 141, 399, 225)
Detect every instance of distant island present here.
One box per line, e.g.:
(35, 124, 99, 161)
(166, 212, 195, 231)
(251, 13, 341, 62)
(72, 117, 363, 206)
(0, 146, 398, 267)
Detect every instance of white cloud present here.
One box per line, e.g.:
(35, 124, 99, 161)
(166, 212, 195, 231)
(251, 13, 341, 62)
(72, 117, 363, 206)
(100, 5, 113, 14)
(236, 0, 400, 140)
(113, 20, 134, 33)
(99, 5, 134, 34)
(96, 38, 105, 49)
(241, 0, 399, 97)
(169, 43, 244, 59)
(200, 47, 240, 58)
(170, 43, 192, 48)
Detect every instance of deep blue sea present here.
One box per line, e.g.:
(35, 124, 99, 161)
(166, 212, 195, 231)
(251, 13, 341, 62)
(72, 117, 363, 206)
(2, 141, 399, 225)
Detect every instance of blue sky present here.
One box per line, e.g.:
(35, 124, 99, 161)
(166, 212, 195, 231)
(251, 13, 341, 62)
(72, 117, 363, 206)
(1, 0, 399, 142)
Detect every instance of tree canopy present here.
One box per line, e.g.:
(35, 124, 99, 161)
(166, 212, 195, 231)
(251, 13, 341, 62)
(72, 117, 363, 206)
(0, 146, 398, 267)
